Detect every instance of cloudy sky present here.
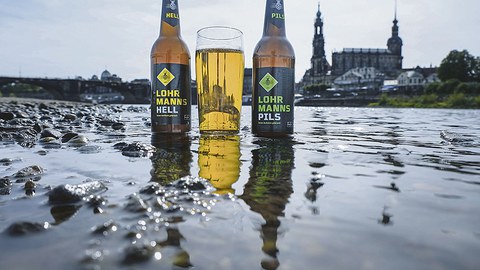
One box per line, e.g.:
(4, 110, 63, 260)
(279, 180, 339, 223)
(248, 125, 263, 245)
(0, 0, 479, 82)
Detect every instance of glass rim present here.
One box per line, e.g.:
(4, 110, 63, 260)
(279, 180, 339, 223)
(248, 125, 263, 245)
(197, 26, 243, 41)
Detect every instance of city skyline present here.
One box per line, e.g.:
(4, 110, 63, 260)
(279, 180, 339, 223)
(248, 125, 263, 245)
(0, 0, 479, 82)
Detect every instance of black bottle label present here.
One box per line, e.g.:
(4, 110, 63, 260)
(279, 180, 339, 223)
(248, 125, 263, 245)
(162, 0, 180, 27)
(151, 63, 191, 126)
(253, 67, 294, 134)
(268, 0, 285, 29)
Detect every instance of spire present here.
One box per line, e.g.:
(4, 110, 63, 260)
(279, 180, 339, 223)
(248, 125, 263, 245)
(391, 0, 399, 37)
(394, 0, 398, 21)
(316, 1, 321, 18)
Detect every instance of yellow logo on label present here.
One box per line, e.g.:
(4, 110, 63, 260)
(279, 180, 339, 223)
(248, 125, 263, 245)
(157, 68, 175, 86)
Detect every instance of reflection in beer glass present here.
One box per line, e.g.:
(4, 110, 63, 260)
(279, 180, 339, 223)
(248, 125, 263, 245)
(198, 135, 241, 194)
(150, 135, 192, 185)
(241, 137, 295, 270)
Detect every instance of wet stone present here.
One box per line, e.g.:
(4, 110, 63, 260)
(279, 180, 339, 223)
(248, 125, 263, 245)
(0, 112, 15, 121)
(99, 119, 116, 127)
(49, 181, 107, 204)
(40, 128, 62, 139)
(6, 221, 50, 236)
(39, 137, 58, 144)
(32, 123, 43, 133)
(140, 183, 165, 195)
(111, 122, 125, 130)
(61, 132, 79, 143)
(9, 118, 35, 126)
(113, 142, 128, 150)
(125, 194, 149, 213)
(86, 195, 107, 208)
(169, 176, 211, 192)
(91, 220, 118, 235)
(68, 135, 90, 147)
(36, 150, 48, 156)
(123, 243, 155, 265)
(63, 114, 77, 121)
(51, 205, 82, 225)
(0, 178, 12, 188)
(77, 145, 102, 154)
(24, 179, 37, 190)
(0, 187, 11, 196)
(15, 111, 30, 119)
(121, 142, 155, 158)
(0, 127, 38, 148)
(13, 165, 44, 179)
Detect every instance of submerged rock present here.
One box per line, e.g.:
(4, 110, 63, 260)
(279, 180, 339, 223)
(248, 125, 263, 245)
(0, 126, 38, 148)
(112, 122, 125, 130)
(0, 187, 11, 196)
(5, 222, 50, 236)
(123, 243, 155, 265)
(61, 132, 79, 143)
(121, 142, 155, 158)
(0, 177, 12, 188)
(48, 181, 107, 204)
(50, 205, 82, 225)
(0, 112, 15, 121)
(168, 176, 213, 192)
(91, 220, 118, 235)
(40, 128, 62, 139)
(67, 135, 89, 147)
(14, 165, 44, 177)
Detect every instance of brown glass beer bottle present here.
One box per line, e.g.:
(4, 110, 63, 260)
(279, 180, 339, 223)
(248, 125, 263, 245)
(252, 0, 295, 137)
(151, 0, 191, 136)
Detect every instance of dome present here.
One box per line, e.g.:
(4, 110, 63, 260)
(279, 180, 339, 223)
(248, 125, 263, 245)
(101, 70, 112, 81)
(388, 36, 403, 46)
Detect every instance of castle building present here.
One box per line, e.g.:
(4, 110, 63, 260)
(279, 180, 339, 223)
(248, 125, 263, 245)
(331, 5, 403, 78)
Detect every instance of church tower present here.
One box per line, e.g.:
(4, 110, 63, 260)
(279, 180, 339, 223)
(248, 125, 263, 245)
(387, 0, 403, 69)
(310, 2, 329, 79)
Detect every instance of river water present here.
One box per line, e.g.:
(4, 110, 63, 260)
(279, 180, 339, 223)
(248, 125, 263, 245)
(1, 105, 479, 270)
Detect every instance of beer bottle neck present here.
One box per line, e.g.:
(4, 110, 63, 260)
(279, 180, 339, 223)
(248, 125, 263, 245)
(160, 0, 181, 36)
(263, 0, 287, 37)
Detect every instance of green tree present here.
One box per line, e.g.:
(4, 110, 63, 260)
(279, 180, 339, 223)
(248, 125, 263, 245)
(438, 50, 478, 82)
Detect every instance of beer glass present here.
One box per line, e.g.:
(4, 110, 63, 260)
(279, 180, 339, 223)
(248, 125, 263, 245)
(195, 26, 245, 134)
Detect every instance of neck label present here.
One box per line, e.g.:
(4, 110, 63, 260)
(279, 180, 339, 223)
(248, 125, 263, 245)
(162, 0, 179, 27)
(269, 0, 285, 28)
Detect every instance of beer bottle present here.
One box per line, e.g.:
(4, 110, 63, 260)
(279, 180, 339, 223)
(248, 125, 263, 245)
(252, 0, 295, 137)
(151, 0, 191, 136)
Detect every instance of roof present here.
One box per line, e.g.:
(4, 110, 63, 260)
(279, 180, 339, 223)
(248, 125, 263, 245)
(336, 48, 391, 54)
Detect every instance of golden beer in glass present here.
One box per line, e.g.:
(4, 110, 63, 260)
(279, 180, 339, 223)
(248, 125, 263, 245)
(195, 27, 244, 134)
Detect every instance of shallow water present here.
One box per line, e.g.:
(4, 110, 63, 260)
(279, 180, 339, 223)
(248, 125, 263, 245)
(1, 105, 480, 270)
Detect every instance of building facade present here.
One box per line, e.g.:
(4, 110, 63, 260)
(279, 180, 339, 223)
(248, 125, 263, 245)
(334, 67, 385, 91)
(331, 9, 403, 78)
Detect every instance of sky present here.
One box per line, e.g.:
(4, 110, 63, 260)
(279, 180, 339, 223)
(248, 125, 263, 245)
(0, 0, 479, 82)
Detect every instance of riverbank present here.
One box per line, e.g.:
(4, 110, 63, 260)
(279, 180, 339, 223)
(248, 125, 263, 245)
(368, 93, 480, 109)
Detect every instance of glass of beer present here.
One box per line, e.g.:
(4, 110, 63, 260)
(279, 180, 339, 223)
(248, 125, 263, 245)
(195, 26, 245, 134)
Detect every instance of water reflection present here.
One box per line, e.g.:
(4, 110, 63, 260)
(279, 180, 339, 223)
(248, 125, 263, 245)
(241, 138, 295, 270)
(198, 135, 241, 194)
(150, 135, 192, 185)
(157, 227, 193, 268)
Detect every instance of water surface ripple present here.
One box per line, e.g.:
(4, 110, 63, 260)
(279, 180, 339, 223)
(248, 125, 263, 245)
(1, 103, 479, 270)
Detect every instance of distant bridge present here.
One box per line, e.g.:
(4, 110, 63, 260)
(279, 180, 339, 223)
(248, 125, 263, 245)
(0, 76, 150, 104)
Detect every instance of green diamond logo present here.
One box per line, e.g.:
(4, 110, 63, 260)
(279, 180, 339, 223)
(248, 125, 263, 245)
(259, 73, 278, 92)
(157, 68, 175, 86)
